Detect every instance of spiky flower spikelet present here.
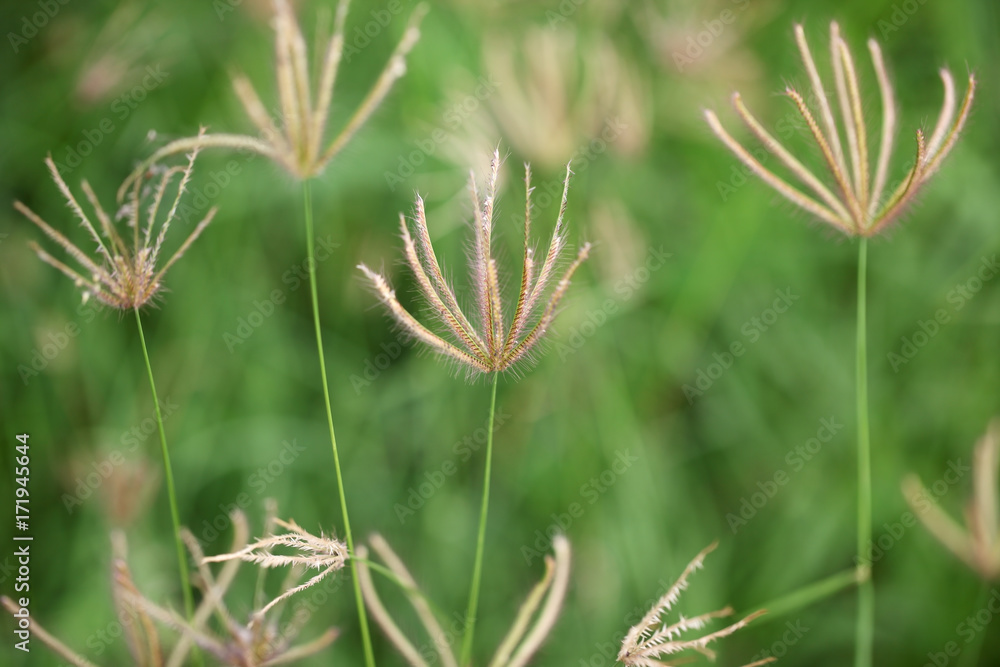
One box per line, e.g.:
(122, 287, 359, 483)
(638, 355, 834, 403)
(203, 517, 348, 616)
(359, 150, 591, 376)
(704, 22, 975, 236)
(619, 542, 773, 667)
(119, 0, 424, 195)
(0, 509, 340, 667)
(903, 419, 1000, 581)
(16, 133, 215, 309)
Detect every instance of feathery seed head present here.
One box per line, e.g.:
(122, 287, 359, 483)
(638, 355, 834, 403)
(704, 22, 975, 237)
(618, 542, 773, 667)
(17, 134, 215, 310)
(1, 509, 340, 667)
(118, 0, 425, 194)
(483, 28, 648, 168)
(203, 516, 348, 617)
(359, 150, 591, 376)
(904, 419, 1000, 581)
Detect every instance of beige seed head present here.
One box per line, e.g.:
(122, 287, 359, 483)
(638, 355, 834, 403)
(0, 509, 340, 667)
(618, 542, 773, 667)
(17, 132, 215, 310)
(704, 22, 975, 237)
(118, 0, 426, 196)
(359, 149, 591, 377)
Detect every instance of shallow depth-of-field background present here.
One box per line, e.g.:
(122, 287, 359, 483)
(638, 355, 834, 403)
(1, 0, 999, 664)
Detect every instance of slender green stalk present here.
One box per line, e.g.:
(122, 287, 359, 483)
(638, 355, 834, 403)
(301, 181, 375, 667)
(958, 585, 990, 667)
(133, 308, 195, 627)
(460, 373, 499, 666)
(749, 569, 859, 623)
(855, 238, 874, 667)
(354, 556, 452, 620)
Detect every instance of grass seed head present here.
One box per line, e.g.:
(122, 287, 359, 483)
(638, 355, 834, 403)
(118, 0, 425, 194)
(704, 22, 975, 237)
(359, 149, 591, 377)
(618, 542, 773, 667)
(16, 132, 215, 310)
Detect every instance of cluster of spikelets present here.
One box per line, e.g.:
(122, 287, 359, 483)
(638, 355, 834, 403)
(356, 533, 571, 667)
(12, 5, 984, 666)
(1, 506, 345, 667)
(705, 22, 975, 237)
(15, 132, 215, 310)
(359, 150, 592, 375)
(120, 0, 424, 194)
(618, 542, 773, 667)
(904, 419, 1000, 581)
(22, 0, 428, 306)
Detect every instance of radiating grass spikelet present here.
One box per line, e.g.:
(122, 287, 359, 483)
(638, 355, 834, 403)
(118, 0, 425, 191)
(16, 132, 215, 309)
(203, 517, 349, 616)
(618, 542, 772, 667)
(358, 150, 591, 376)
(704, 22, 975, 236)
(1, 509, 339, 667)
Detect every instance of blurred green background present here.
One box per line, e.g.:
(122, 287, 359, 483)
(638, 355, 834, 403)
(1, 0, 999, 665)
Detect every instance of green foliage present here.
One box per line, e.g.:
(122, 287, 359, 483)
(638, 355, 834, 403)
(0, 0, 998, 665)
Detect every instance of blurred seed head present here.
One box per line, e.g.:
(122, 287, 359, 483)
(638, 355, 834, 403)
(119, 0, 425, 190)
(587, 197, 648, 283)
(618, 542, 773, 667)
(16, 133, 216, 310)
(98, 457, 160, 529)
(359, 149, 591, 377)
(636, 0, 772, 135)
(1, 508, 340, 666)
(70, 4, 172, 106)
(904, 419, 1000, 581)
(357, 532, 571, 667)
(704, 22, 975, 237)
(483, 27, 648, 169)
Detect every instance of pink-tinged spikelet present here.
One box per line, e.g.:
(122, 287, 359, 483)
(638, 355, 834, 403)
(17, 133, 215, 310)
(359, 150, 591, 376)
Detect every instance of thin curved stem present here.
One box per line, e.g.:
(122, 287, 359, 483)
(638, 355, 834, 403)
(460, 373, 499, 665)
(747, 568, 860, 622)
(302, 180, 376, 667)
(133, 308, 196, 641)
(855, 238, 874, 667)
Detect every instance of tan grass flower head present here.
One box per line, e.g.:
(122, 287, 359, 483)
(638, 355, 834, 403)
(203, 516, 348, 616)
(357, 532, 571, 667)
(903, 419, 1000, 580)
(138, 510, 340, 666)
(704, 22, 975, 237)
(483, 27, 648, 168)
(119, 0, 424, 193)
(0, 510, 339, 667)
(619, 542, 773, 667)
(16, 135, 215, 310)
(359, 150, 591, 376)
